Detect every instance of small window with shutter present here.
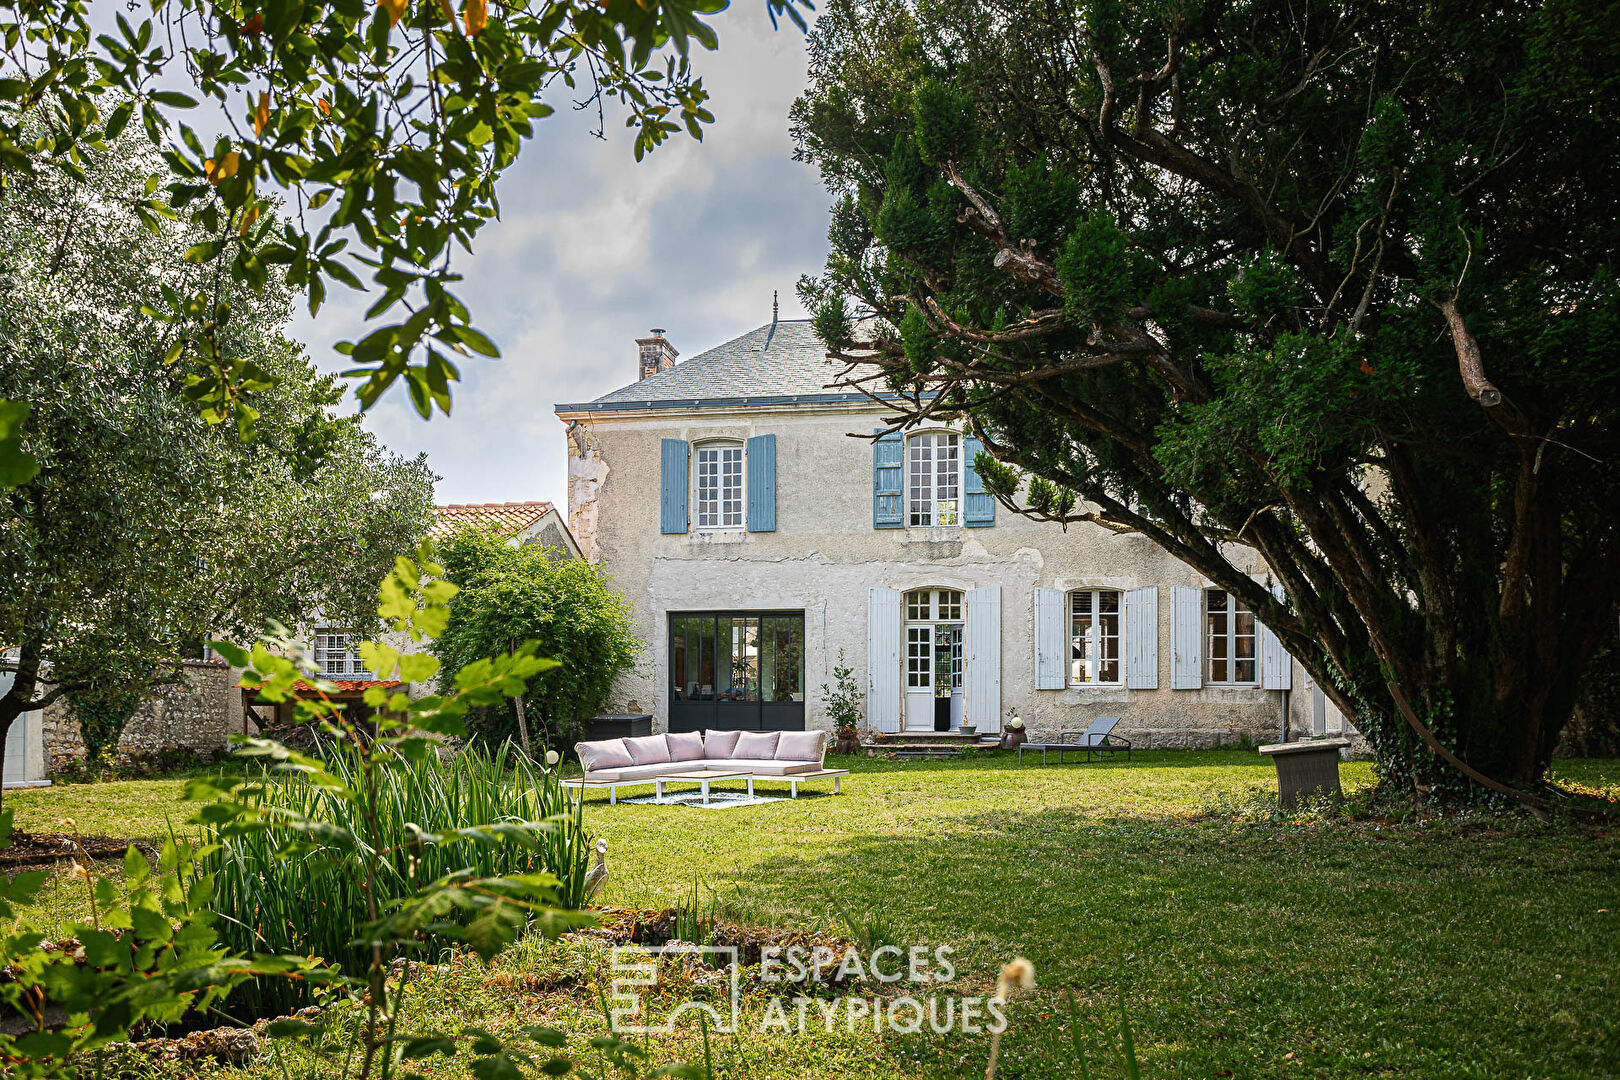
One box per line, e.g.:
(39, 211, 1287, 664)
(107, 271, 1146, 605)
(693, 442, 745, 530)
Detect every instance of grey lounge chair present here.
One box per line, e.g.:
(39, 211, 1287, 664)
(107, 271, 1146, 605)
(1067, 717, 1131, 762)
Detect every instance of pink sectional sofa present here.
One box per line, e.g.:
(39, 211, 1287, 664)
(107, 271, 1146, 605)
(571, 729, 828, 802)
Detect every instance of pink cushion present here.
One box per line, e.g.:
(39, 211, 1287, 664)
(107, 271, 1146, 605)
(702, 729, 741, 758)
(734, 731, 780, 759)
(577, 738, 632, 773)
(775, 730, 825, 762)
(666, 731, 705, 761)
(623, 734, 671, 765)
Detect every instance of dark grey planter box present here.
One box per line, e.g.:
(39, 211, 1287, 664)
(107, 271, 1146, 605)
(1258, 738, 1351, 808)
(585, 713, 652, 741)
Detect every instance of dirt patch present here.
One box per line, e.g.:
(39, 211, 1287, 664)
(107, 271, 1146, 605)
(1, 831, 155, 870)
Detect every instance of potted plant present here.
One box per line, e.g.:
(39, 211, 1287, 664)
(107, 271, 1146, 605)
(821, 651, 865, 754)
(1001, 709, 1027, 750)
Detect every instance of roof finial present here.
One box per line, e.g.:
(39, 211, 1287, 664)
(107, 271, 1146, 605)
(772, 289, 779, 325)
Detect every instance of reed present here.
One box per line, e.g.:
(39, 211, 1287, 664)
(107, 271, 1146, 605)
(204, 740, 589, 1016)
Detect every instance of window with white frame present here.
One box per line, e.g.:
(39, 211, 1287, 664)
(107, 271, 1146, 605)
(905, 588, 962, 622)
(694, 443, 744, 530)
(1069, 589, 1122, 684)
(1206, 589, 1258, 683)
(907, 433, 960, 527)
(313, 630, 366, 677)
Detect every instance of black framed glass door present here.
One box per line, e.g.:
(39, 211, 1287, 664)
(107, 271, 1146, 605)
(669, 611, 805, 732)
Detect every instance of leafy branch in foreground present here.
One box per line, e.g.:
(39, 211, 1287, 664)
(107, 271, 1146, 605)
(0, 809, 330, 1078)
(196, 542, 594, 1077)
(0, 544, 665, 1078)
(0, 0, 808, 422)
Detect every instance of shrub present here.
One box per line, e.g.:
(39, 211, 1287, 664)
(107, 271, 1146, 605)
(432, 527, 640, 751)
(820, 650, 865, 737)
(203, 741, 590, 1017)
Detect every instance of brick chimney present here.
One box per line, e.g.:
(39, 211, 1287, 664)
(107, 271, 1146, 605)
(636, 329, 678, 381)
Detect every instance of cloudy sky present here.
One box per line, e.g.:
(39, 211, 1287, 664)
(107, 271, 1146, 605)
(287, 5, 833, 509)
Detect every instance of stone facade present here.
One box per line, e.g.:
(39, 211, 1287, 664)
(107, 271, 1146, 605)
(565, 420, 607, 563)
(557, 399, 1336, 749)
(41, 660, 243, 772)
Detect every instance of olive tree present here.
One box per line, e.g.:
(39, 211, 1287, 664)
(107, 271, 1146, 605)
(0, 128, 434, 785)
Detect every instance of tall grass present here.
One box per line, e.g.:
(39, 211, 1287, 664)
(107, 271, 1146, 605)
(204, 741, 589, 1016)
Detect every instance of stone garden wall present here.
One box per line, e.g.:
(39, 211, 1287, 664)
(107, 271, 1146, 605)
(41, 660, 242, 773)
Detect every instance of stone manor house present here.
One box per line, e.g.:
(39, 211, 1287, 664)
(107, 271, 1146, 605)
(557, 318, 1352, 747)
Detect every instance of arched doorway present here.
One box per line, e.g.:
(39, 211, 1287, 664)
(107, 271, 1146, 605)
(903, 588, 964, 732)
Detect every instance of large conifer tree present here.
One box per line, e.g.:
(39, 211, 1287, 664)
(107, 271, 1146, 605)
(794, 0, 1620, 796)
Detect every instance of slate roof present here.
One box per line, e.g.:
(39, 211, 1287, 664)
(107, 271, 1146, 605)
(555, 319, 862, 413)
(431, 501, 555, 540)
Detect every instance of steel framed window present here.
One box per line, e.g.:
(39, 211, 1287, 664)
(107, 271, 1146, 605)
(669, 611, 805, 702)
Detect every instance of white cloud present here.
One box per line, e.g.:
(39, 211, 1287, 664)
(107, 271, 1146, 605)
(288, 4, 834, 511)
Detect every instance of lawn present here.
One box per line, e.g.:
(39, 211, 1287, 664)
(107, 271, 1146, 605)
(6, 751, 1619, 1079)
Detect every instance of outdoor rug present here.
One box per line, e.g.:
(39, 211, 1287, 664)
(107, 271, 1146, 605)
(619, 790, 787, 809)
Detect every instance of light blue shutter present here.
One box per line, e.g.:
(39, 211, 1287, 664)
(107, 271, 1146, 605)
(873, 430, 903, 529)
(1261, 583, 1293, 690)
(1170, 585, 1203, 689)
(964, 586, 1003, 731)
(1125, 586, 1159, 689)
(867, 587, 902, 733)
(1033, 587, 1066, 690)
(963, 435, 995, 527)
(660, 439, 688, 534)
(746, 434, 776, 532)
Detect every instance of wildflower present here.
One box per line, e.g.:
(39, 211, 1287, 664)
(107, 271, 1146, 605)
(545, 749, 560, 766)
(67, 860, 92, 885)
(994, 957, 1035, 1002)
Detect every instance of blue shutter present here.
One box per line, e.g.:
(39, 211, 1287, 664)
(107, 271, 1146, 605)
(963, 435, 995, 527)
(746, 434, 776, 532)
(873, 430, 903, 529)
(660, 439, 688, 534)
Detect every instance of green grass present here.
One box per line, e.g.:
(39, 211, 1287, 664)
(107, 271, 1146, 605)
(6, 751, 1619, 1078)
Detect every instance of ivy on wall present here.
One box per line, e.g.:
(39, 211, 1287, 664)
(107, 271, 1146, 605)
(65, 681, 147, 765)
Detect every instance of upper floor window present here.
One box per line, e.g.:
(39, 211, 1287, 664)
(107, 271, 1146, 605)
(1206, 589, 1257, 684)
(313, 629, 367, 677)
(908, 433, 960, 527)
(694, 443, 744, 530)
(1070, 589, 1122, 684)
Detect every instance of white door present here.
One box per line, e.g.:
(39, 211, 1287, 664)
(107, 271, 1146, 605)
(904, 625, 935, 731)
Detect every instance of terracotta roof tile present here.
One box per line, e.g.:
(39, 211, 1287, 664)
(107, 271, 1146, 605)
(430, 501, 554, 540)
(291, 679, 404, 695)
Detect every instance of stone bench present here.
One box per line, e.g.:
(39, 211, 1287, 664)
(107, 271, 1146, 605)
(1258, 738, 1351, 808)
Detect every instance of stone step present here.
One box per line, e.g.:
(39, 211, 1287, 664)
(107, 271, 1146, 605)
(870, 731, 990, 745)
(863, 743, 966, 758)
